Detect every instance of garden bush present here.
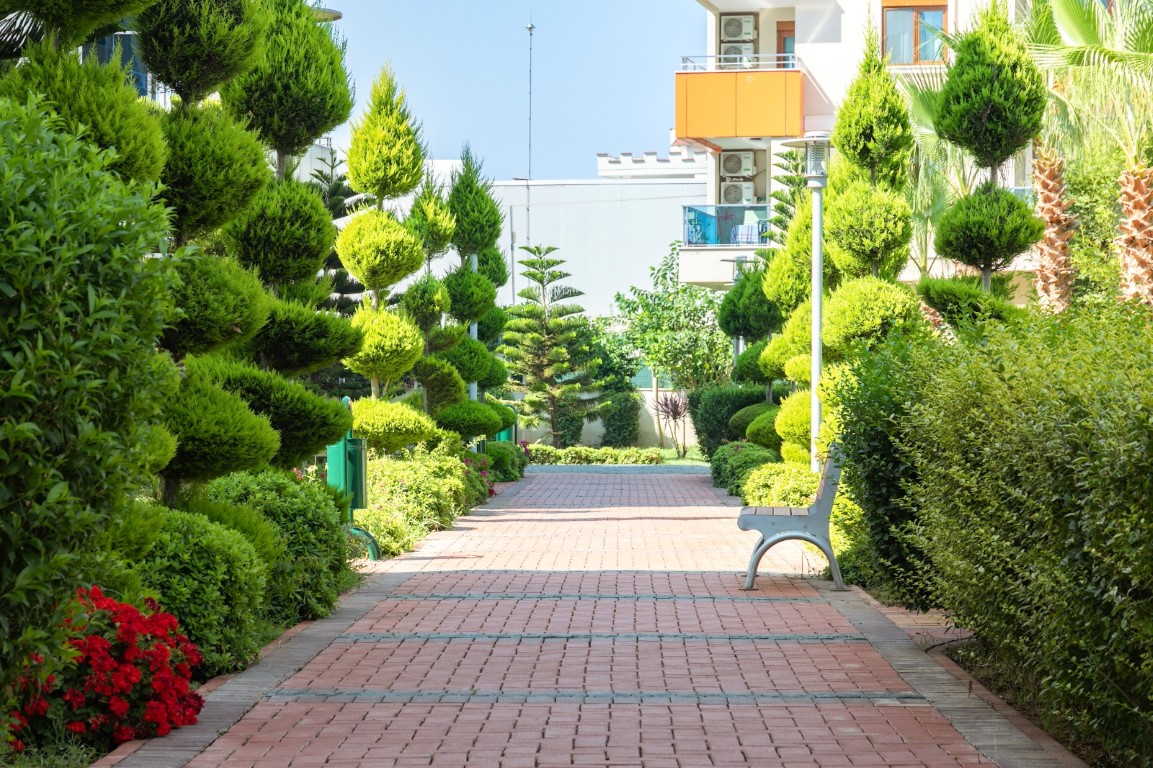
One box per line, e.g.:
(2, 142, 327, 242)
(745, 408, 784, 453)
(252, 299, 364, 378)
(526, 444, 559, 464)
(823, 276, 921, 355)
(0, 97, 179, 708)
(600, 391, 641, 448)
(728, 402, 775, 442)
(460, 451, 494, 504)
(486, 400, 518, 432)
(916, 276, 1022, 327)
(160, 254, 270, 359)
(718, 443, 780, 496)
(525, 444, 661, 465)
(205, 470, 350, 623)
(780, 442, 810, 465)
(484, 441, 525, 482)
(687, 385, 767, 458)
(775, 390, 810, 449)
(435, 400, 502, 442)
(360, 448, 471, 540)
(140, 510, 267, 678)
(352, 397, 438, 453)
(444, 266, 497, 324)
(731, 339, 770, 384)
(435, 336, 492, 383)
(741, 462, 818, 506)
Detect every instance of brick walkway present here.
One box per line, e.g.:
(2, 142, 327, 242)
(97, 470, 1084, 768)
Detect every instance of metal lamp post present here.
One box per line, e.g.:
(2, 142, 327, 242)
(781, 132, 830, 473)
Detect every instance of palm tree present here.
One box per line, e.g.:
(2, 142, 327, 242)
(1026, 0, 1153, 304)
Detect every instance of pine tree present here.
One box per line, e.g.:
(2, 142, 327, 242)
(766, 148, 805, 248)
(498, 246, 602, 446)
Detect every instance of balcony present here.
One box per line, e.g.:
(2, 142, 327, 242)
(679, 204, 770, 289)
(675, 54, 804, 149)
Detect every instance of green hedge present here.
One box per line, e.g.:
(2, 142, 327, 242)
(485, 441, 527, 482)
(728, 402, 775, 442)
(205, 470, 350, 623)
(526, 445, 662, 465)
(599, 391, 641, 448)
(687, 385, 767, 458)
(837, 305, 1153, 762)
(710, 442, 778, 496)
(360, 447, 471, 543)
(141, 510, 267, 678)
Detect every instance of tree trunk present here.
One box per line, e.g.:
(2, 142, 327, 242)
(1118, 165, 1153, 305)
(276, 150, 287, 182)
(161, 476, 180, 508)
(1032, 145, 1076, 313)
(981, 266, 992, 293)
(370, 376, 380, 399)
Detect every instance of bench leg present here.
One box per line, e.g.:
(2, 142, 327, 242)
(743, 536, 771, 590)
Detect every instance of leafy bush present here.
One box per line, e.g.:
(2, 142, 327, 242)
(435, 400, 503, 442)
(160, 254, 271, 359)
(527, 444, 559, 464)
(713, 442, 780, 496)
(600, 391, 641, 448)
(759, 300, 809, 382)
(10, 586, 204, 752)
(477, 245, 509, 288)
(824, 276, 921, 355)
(731, 339, 770, 385)
(436, 336, 492, 383)
(160, 103, 271, 243)
(335, 209, 423, 293)
(717, 266, 780, 340)
(352, 397, 438, 453)
(745, 408, 784, 453)
(0, 96, 182, 708)
(934, 182, 1044, 287)
(687, 385, 767, 458)
(205, 470, 350, 623)
(774, 390, 811, 449)
(741, 462, 818, 506)
(525, 444, 661, 465)
(222, 179, 335, 286)
(360, 448, 470, 539)
(0, 43, 166, 183)
(141, 510, 267, 677)
(728, 402, 776, 442)
(459, 451, 493, 505)
(916, 276, 1022, 327)
(444, 267, 497, 325)
(484, 441, 524, 482)
(780, 442, 810, 465)
(478, 305, 510, 347)
(250, 299, 364, 378)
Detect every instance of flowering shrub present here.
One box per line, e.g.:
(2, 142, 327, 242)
(8, 586, 203, 752)
(460, 451, 495, 502)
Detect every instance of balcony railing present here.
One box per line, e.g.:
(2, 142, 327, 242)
(683, 205, 771, 248)
(681, 53, 797, 72)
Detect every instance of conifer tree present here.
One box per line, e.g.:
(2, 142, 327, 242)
(449, 145, 503, 262)
(499, 246, 602, 446)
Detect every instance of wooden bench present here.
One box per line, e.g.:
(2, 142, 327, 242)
(737, 449, 846, 591)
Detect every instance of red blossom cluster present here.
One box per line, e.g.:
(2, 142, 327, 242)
(6, 586, 204, 752)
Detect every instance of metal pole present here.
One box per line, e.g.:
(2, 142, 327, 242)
(810, 184, 823, 473)
(526, 21, 535, 245)
(469, 251, 479, 402)
(508, 204, 516, 304)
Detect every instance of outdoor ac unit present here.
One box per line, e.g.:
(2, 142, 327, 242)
(720, 181, 756, 205)
(721, 14, 756, 42)
(719, 43, 756, 69)
(720, 151, 756, 178)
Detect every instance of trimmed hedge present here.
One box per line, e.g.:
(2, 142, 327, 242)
(485, 440, 527, 482)
(710, 441, 779, 496)
(687, 385, 767, 458)
(526, 445, 662, 465)
(728, 402, 775, 442)
(745, 407, 784, 453)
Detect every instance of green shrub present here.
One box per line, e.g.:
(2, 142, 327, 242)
(600, 391, 641, 448)
(412, 356, 467, 414)
(352, 397, 438, 453)
(780, 442, 810, 465)
(478, 355, 509, 390)
(728, 402, 775, 442)
(141, 509, 267, 677)
(0, 97, 182, 701)
(448, 146, 503, 257)
(486, 400, 518, 432)
(687, 384, 767, 458)
(762, 198, 842, 316)
(478, 305, 510, 347)
(824, 276, 921, 356)
(160, 102, 271, 243)
(459, 451, 491, 506)
(527, 444, 558, 464)
(335, 209, 423, 293)
(718, 442, 780, 496)
(205, 469, 350, 622)
(934, 183, 1044, 288)
(478, 244, 509, 288)
(741, 462, 818, 506)
(0, 43, 167, 183)
(717, 267, 780, 340)
(137, 0, 266, 104)
(774, 390, 810, 449)
(782, 354, 811, 386)
(160, 253, 271, 359)
(192, 354, 352, 469)
(916, 276, 1022, 327)
(222, 179, 335, 287)
(444, 267, 497, 325)
(89, 500, 168, 605)
(361, 448, 470, 537)
(436, 336, 492, 383)
(354, 505, 422, 557)
(745, 408, 784, 453)
(251, 299, 364, 377)
(400, 274, 452, 334)
(732, 338, 770, 384)
(343, 304, 421, 386)
(435, 400, 502, 441)
(484, 441, 523, 482)
(525, 444, 661, 465)
(825, 180, 911, 279)
(759, 300, 810, 382)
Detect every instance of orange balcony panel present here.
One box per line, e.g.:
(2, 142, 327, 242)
(676, 69, 804, 142)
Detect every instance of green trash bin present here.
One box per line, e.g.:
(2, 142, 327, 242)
(327, 397, 380, 560)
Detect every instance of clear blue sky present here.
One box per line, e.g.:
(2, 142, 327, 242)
(327, 1, 707, 181)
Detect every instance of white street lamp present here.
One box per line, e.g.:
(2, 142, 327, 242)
(781, 131, 830, 473)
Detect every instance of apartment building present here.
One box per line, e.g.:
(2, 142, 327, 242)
(675, 0, 1034, 288)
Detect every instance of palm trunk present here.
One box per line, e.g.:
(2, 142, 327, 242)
(1032, 146, 1076, 313)
(1117, 165, 1153, 305)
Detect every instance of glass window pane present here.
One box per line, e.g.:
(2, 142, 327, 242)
(781, 36, 795, 56)
(918, 10, 945, 62)
(885, 9, 914, 64)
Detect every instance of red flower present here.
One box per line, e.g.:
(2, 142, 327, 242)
(112, 726, 135, 744)
(65, 721, 87, 734)
(108, 697, 130, 718)
(10, 739, 25, 753)
(63, 689, 86, 709)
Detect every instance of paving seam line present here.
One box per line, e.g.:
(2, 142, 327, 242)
(336, 631, 866, 643)
(265, 689, 928, 705)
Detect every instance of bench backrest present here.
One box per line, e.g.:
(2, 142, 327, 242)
(808, 448, 842, 522)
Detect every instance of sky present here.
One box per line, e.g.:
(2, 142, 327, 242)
(326, 1, 707, 181)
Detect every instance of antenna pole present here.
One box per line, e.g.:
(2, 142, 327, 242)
(526, 20, 535, 245)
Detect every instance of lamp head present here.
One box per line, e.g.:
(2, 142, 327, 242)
(781, 131, 831, 187)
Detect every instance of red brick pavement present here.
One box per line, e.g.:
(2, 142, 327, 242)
(96, 471, 1082, 768)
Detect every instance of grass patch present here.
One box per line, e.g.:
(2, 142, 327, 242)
(0, 738, 100, 768)
(657, 446, 708, 465)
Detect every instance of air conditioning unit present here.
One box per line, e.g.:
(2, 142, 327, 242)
(720, 151, 756, 178)
(721, 14, 756, 42)
(720, 181, 756, 205)
(719, 43, 756, 69)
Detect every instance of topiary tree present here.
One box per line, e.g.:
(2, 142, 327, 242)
(831, 22, 913, 189)
(350, 398, 438, 454)
(762, 195, 842, 316)
(934, 0, 1046, 290)
(435, 400, 503, 442)
(822, 276, 922, 355)
(246, 299, 363, 377)
(160, 256, 270, 361)
(137, 0, 265, 105)
(220, 0, 352, 180)
(343, 306, 423, 395)
(499, 246, 602, 445)
(435, 336, 492, 384)
(0, 97, 179, 720)
(825, 179, 912, 278)
(444, 266, 497, 326)
(405, 172, 456, 270)
(343, 64, 423, 202)
(718, 265, 781, 341)
(0, 42, 167, 183)
(0, 0, 157, 49)
(449, 144, 503, 261)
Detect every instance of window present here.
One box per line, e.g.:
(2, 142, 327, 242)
(884, 5, 946, 64)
